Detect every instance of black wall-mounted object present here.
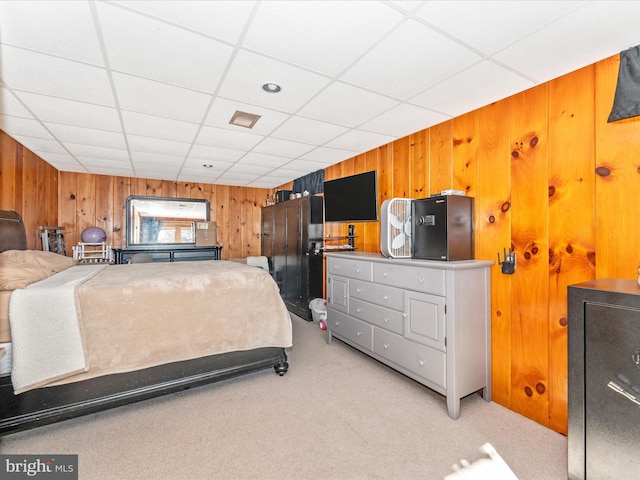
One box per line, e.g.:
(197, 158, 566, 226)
(323, 170, 378, 223)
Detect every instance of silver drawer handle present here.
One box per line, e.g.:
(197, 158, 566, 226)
(356, 308, 362, 313)
(335, 321, 341, 326)
(356, 331, 362, 336)
(418, 278, 425, 283)
(356, 288, 362, 293)
(383, 344, 389, 349)
(419, 359, 425, 366)
(383, 317, 389, 323)
(384, 295, 389, 300)
(334, 265, 340, 269)
(383, 272, 389, 277)
(356, 268, 361, 273)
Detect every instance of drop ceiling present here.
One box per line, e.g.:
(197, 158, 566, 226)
(0, 1, 638, 189)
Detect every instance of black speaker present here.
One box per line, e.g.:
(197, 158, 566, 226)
(411, 195, 474, 261)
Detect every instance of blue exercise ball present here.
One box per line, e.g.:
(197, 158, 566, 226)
(81, 226, 107, 243)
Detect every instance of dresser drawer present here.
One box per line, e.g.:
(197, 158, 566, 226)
(374, 328, 446, 389)
(374, 263, 445, 296)
(350, 278, 404, 311)
(328, 309, 373, 352)
(327, 257, 373, 282)
(349, 298, 404, 335)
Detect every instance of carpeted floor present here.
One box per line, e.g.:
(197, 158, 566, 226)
(0, 314, 567, 479)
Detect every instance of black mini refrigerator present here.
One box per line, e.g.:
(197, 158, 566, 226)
(411, 195, 474, 261)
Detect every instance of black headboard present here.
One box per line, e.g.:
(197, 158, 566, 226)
(0, 210, 27, 252)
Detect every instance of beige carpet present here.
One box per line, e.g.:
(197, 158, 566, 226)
(0, 314, 567, 479)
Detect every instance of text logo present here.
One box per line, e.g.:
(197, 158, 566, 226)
(1, 455, 77, 480)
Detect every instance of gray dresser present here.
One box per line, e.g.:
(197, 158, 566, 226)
(325, 251, 492, 420)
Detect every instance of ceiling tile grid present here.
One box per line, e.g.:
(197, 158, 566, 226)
(0, 0, 638, 187)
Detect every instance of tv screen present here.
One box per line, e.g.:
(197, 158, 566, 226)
(323, 171, 378, 222)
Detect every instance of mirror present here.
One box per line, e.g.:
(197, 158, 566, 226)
(126, 196, 210, 248)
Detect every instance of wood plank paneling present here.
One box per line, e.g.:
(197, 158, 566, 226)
(595, 55, 640, 279)
(547, 65, 595, 434)
(509, 84, 550, 426)
(477, 98, 513, 408)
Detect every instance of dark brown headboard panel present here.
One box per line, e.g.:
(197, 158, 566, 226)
(0, 210, 27, 252)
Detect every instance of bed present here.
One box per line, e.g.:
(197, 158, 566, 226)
(0, 210, 291, 436)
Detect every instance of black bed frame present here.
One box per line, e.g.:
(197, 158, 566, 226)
(0, 210, 289, 436)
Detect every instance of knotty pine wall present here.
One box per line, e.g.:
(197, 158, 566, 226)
(0, 131, 59, 249)
(56, 173, 268, 260)
(0, 133, 268, 259)
(279, 54, 640, 435)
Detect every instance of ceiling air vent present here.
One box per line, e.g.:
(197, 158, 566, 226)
(229, 110, 261, 129)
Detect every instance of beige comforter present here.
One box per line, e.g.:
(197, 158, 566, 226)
(11, 260, 292, 393)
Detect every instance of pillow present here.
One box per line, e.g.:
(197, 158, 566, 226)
(0, 250, 76, 273)
(0, 257, 53, 291)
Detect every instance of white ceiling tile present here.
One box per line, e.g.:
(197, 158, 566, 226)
(416, 1, 583, 54)
(113, 0, 256, 44)
(75, 156, 131, 169)
(204, 97, 290, 135)
(1, 46, 114, 106)
(227, 163, 273, 175)
(298, 82, 399, 128)
(300, 147, 357, 164)
(133, 164, 181, 179)
(361, 104, 450, 137)
(1, 1, 638, 186)
(96, 2, 233, 93)
(13, 92, 122, 131)
(218, 50, 332, 113)
(410, 61, 534, 116)
(31, 151, 82, 168)
(325, 129, 397, 152)
(46, 123, 127, 150)
(64, 143, 130, 162)
(0, 115, 54, 139)
(113, 73, 212, 123)
(238, 153, 291, 168)
(130, 151, 185, 165)
(187, 145, 245, 163)
(340, 19, 481, 100)
(244, 1, 403, 76)
(0, 87, 34, 118)
(215, 171, 261, 183)
(11, 135, 67, 154)
(271, 116, 349, 145)
(121, 111, 199, 144)
(253, 137, 314, 158)
(196, 125, 263, 151)
(126, 134, 190, 157)
(494, 2, 640, 82)
(0, 1, 104, 65)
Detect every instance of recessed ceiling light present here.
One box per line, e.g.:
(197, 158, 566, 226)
(262, 82, 281, 93)
(229, 110, 261, 129)
(203, 164, 213, 168)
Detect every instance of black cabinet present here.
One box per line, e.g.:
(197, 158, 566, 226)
(113, 246, 222, 264)
(262, 196, 323, 320)
(568, 279, 640, 480)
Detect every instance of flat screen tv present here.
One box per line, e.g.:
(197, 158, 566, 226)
(323, 171, 378, 222)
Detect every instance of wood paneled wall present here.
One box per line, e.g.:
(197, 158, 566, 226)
(0, 133, 268, 259)
(57, 172, 269, 260)
(0, 131, 59, 249)
(312, 54, 640, 435)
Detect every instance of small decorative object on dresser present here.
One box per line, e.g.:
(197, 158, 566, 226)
(325, 251, 492, 420)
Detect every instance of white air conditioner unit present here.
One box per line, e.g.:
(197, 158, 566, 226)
(380, 198, 412, 258)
